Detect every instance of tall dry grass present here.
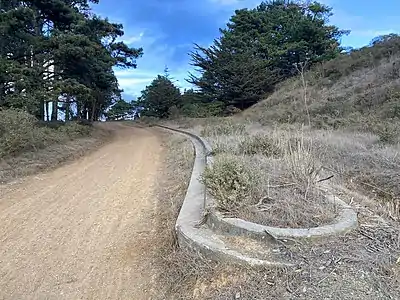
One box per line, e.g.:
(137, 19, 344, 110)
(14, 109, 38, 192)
(0, 109, 109, 183)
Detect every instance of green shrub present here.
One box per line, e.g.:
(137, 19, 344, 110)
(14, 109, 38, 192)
(179, 101, 225, 118)
(202, 156, 255, 211)
(0, 109, 59, 157)
(0, 109, 92, 158)
(58, 122, 92, 138)
(238, 134, 282, 157)
(139, 116, 159, 126)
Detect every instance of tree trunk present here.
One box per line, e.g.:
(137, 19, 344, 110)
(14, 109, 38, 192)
(90, 100, 96, 122)
(65, 96, 70, 121)
(76, 102, 81, 120)
(83, 104, 88, 120)
(45, 101, 50, 121)
(51, 100, 58, 121)
(34, 100, 45, 120)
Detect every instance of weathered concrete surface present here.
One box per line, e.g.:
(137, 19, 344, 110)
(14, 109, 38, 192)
(207, 195, 358, 242)
(157, 125, 292, 267)
(160, 125, 358, 249)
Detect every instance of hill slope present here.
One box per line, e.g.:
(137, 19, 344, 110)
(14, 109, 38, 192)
(243, 35, 400, 143)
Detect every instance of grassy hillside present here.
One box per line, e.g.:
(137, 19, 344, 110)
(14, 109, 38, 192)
(243, 35, 400, 143)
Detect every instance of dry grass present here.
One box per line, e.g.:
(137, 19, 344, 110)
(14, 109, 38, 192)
(149, 129, 214, 299)
(155, 120, 400, 299)
(157, 150, 400, 299)
(0, 109, 112, 183)
(199, 122, 338, 228)
(242, 53, 400, 143)
(157, 186, 400, 299)
(192, 220, 400, 300)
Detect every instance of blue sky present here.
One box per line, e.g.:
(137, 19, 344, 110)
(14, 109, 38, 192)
(93, 0, 400, 100)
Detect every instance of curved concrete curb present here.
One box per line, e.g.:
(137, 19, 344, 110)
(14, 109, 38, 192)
(157, 125, 292, 267)
(207, 195, 358, 242)
(159, 125, 358, 244)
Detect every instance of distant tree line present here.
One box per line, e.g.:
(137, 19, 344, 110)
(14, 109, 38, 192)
(0, 0, 142, 122)
(137, 0, 349, 119)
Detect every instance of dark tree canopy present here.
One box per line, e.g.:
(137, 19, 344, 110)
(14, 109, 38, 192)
(188, 0, 349, 109)
(0, 0, 143, 121)
(106, 99, 135, 120)
(136, 74, 182, 119)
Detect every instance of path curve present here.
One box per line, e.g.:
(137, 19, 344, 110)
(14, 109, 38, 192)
(0, 123, 162, 299)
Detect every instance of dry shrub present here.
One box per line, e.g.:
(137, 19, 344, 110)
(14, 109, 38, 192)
(0, 109, 52, 157)
(202, 152, 337, 227)
(138, 115, 159, 126)
(0, 109, 112, 183)
(238, 134, 282, 157)
(366, 119, 400, 144)
(208, 134, 246, 155)
(202, 155, 257, 212)
(58, 122, 92, 138)
(282, 133, 323, 193)
(200, 126, 338, 227)
(0, 109, 93, 158)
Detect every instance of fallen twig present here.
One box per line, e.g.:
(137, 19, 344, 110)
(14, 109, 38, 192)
(254, 196, 274, 206)
(264, 230, 302, 246)
(317, 175, 334, 183)
(317, 267, 337, 285)
(360, 181, 395, 197)
(267, 183, 297, 188)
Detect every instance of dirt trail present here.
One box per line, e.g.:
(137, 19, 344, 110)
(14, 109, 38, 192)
(0, 123, 163, 299)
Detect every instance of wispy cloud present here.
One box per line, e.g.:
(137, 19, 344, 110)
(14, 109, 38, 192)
(351, 29, 397, 37)
(122, 32, 144, 45)
(94, 0, 400, 100)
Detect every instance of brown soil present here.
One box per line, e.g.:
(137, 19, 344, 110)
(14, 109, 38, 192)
(0, 123, 164, 299)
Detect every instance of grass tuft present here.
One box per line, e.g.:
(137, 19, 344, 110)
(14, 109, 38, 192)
(238, 134, 282, 157)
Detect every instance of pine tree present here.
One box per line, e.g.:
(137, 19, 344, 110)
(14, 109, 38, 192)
(188, 0, 349, 109)
(137, 75, 182, 119)
(0, 0, 143, 121)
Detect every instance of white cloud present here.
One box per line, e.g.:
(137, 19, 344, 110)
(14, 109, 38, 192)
(122, 32, 144, 45)
(117, 76, 154, 96)
(115, 67, 193, 98)
(114, 69, 155, 78)
(351, 29, 398, 37)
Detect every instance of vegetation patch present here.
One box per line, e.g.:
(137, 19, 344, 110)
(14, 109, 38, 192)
(0, 109, 111, 183)
(202, 133, 338, 228)
(0, 109, 93, 158)
(238, 134, 282, 157)
(165, 123, 400, 300)
(202, 155, 257, 212)
(200, 120, 246, 137)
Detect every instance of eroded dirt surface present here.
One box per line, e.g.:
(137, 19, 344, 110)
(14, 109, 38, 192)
(0, 123, 163, 299)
